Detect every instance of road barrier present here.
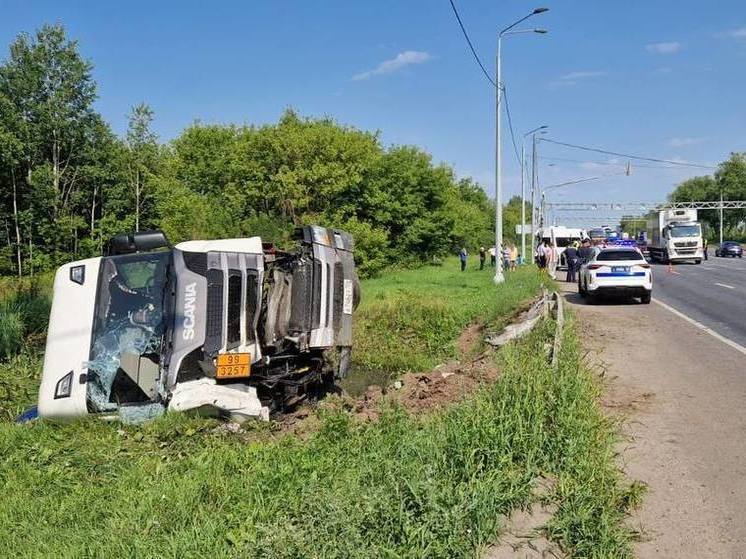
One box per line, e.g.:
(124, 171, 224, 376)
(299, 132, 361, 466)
(485, 287, 565, 368)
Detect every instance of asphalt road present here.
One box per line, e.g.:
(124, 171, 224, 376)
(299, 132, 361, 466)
(651, 254, 746, 347)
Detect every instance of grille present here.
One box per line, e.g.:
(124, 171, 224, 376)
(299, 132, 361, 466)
(674, 241, 697, 248)
(245, 271, 258, 343)
(226, 270, 242, 348)
(204, 268, 224, 355)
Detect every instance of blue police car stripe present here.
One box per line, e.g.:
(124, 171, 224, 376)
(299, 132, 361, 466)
(596, 272, 646, 277)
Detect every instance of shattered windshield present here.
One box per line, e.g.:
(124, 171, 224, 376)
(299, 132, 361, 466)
(86, 251, 170, 411)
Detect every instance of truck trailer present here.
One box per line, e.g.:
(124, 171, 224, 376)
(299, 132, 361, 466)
(646, 209, 703, 264)
(37, 226, 360, 423)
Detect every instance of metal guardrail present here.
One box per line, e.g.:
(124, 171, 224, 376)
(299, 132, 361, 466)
(485, 288, 565, 369)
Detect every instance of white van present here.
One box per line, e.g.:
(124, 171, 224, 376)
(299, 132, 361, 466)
(535, 226, 586, 269)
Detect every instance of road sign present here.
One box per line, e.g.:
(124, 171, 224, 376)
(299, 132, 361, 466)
(515, 224, 534, 235)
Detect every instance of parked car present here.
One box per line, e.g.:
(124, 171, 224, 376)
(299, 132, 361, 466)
(715, 241, 743, 258)
(578, 247, 652, 304)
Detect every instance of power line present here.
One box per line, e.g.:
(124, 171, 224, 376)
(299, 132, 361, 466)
(447, 0, 497, 88)
(540, 138, 716, 170)
(502, 86, 522, 166)
(539, 155, 682, 170)
(447, 0, 521, 168)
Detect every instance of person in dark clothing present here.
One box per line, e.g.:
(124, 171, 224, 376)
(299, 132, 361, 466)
(479, 246, 486, 270)
(577, 240, 595, 278)
(703, 238, 709, 261)
(564, 244, 579, 283)
(459, 247, 468, 271)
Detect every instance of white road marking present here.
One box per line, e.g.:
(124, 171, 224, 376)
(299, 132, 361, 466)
(715, 282, 735, 290)
(653, 299, 746, 356)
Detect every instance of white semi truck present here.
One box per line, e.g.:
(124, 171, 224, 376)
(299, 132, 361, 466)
(37, 226, 360, 423)
(646, 209, 703, 264)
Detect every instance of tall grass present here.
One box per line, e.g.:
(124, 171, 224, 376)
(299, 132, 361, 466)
(0, 317, 637, 557)
(0, 283, 50, 360)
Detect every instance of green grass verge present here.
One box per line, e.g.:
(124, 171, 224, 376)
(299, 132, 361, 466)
(347, 260, 543, 392)
(0, 318, 638, 556)
(0, 262, 638, 556)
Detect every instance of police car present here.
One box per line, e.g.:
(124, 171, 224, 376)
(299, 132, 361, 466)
(578, 246, 652, 304)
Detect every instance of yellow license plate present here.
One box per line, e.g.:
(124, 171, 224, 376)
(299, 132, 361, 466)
(216, 353, 251, 379)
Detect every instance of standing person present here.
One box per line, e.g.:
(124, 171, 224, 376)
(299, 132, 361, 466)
(703, 238, 709, 261)
(536, 241, 547, 272)
(488, 246, 496, 267)
(578, 239, 594, 271)
(509, 244, 518, 271)
(502, 244, 511, 272)
(459, 247, 468, 272)
(564, 242, 579, 283)
(547, 241, 558, 279)
(479, 246, 486, 270)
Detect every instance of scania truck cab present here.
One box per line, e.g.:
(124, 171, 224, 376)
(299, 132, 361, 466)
(37, 226, 360, 423)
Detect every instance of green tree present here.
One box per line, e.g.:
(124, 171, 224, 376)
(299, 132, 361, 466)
(124, 103, 159, 231)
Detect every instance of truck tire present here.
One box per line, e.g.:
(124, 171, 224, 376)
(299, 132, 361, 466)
(640, 292, 651, 304)
(695, 259, 701, 265)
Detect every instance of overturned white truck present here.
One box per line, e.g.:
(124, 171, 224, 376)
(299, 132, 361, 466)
(37, 226, 360, 423)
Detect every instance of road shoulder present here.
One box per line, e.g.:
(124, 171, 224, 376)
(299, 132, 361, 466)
(556, 277, 746, 558)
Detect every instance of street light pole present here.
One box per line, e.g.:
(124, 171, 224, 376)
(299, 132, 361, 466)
(521, 125, 547, 265)
(720, 186, 723, 245)
(493, 7, 549, 284)
(494, 35, 503, 283)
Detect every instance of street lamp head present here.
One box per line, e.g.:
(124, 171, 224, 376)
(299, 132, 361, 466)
(532, 7, 549, 14)
(534, 28, 548, 34)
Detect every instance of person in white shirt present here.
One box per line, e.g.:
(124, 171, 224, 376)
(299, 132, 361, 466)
(547, 241, 558, 279)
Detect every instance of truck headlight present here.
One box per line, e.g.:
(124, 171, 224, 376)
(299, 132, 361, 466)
(54, 371, 73, 399)
(70, 265, 85, 285)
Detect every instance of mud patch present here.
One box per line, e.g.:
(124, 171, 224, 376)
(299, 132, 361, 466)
(458, 322, 485, 356)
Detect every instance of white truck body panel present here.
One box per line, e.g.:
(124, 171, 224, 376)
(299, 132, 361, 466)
(175, 237, 263, 254)
(38, 257, 102, 420)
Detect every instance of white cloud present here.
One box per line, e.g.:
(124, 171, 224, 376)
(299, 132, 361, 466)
(352, 50, 431, 81)
(549, 70, 606, 88)
(719, 27, 746, 40)
(561, 71, 607, 81)
(668, 137, 706, 147)
(645, 42, 682, 54)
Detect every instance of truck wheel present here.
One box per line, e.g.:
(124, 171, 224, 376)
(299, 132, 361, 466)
(640, 292, 651, 304)
(695, 259, 702, 265)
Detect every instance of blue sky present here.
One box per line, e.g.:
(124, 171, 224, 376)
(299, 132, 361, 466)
(2, 0, 746, 224)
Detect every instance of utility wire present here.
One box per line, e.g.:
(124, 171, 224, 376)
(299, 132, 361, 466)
(502, 86, 522, 167)
(447, 0, 522, 168)
(540, 138, 716, 170)
(539, 155, 686, 170)
(448, 0, 498, 88)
